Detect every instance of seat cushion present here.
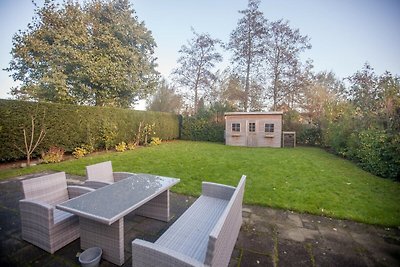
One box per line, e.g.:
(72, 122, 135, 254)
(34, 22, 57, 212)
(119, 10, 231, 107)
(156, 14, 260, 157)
(155, 196, 229, 263)
(53, 209, 76, 224)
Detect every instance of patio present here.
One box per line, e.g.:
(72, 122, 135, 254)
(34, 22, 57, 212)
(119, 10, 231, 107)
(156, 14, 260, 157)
(0, 172, 399, 267)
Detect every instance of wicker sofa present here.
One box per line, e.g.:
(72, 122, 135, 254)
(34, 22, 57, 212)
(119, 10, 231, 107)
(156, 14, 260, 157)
(19, 172, 94, 253)
(132, 175, 246, 267)
(83, 161, 135, 189)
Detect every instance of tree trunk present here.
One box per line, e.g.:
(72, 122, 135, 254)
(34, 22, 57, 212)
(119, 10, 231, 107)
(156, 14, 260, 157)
(244, 21, 252, 112)
(194, 67, 202, 114)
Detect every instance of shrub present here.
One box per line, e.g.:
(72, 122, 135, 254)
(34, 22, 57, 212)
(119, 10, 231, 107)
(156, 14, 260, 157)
(101, 119, 118, 151)
(142, 123, 156, 145)
(72, 144, 94, 159)
(297, 125, 322, 146)
(81, 144, 94, 154)
(127, 142, 136, 150)
(41, 146, 64, 163)
(181, 116, 224, 142)
(350, 129, 400, 180)
(72, 147, 87, 159)
(150, 137, 162, 146)
(115, 142, 127, 152)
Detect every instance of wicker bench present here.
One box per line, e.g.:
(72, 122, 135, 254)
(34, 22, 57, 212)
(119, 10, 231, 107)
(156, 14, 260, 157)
(132, 175, 246, 267)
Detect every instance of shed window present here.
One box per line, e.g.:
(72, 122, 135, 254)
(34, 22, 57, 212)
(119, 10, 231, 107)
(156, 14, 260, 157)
(265, 123, 274, 133)
(249, 122, 256, 132)
(231, 123, 240, 132)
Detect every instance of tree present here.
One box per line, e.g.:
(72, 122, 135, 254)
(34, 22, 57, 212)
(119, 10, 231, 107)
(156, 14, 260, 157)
(346, 63, 380, 114)
(172, 29, 222, 114)
(378, 71, 400, 132)
(227, 0, 268, 111)
(205, 69, 244, 110)
(147, 80, 182, 113)
(301, 70, 346, 125)
(347, 63, 400, 131)
(264, 19, 311, 111)
(14, 109, 47, 166)
(6, 0, 158, 108)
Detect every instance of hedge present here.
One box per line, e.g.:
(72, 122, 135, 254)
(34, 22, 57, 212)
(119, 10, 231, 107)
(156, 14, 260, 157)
(180, 116, 225, 143)
(0, 99, 179, 161)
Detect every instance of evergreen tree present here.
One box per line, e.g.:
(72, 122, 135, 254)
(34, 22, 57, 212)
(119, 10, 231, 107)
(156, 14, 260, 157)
(6, 0, 158, 108)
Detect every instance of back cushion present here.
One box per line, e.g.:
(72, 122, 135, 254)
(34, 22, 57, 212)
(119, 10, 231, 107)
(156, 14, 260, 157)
(21, 172, 69, 205)
(86, 161, 114, 183)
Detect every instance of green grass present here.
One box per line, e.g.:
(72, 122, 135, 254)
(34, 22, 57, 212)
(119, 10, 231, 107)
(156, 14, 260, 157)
(1, 141, 399, 226)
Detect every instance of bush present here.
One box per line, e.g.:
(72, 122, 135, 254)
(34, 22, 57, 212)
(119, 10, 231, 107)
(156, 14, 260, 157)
(350, 130, 400, 180)
(150, 137, 162, 146)
(72, 147, 87, 159)
(181, 116, 224, 142)
(127, 142, 136, 150)
(296, 125, 322, 146)
(41, 146, 64, 163)
(115, 142, 127, 152)
(0, 99, 179, 161)
(81, 144, 94, 154)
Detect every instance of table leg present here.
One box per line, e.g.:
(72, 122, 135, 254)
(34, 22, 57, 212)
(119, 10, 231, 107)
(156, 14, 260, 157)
(80, 217, 124, 266)
(136, 189, 170, 222)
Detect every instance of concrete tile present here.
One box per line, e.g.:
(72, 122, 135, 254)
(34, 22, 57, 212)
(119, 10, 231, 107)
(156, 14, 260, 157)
(277, 240, 313, 267)
(0, 237, 27, 257)
(240, 250, 273, 267)
(302, 220, 318, 230)
(54, 239, 81, 263)
(313, 250, 369, 267)
(31, 256, 78, 267)
(318, 225, 354, 244)
(228, 248, 241, 267)
(350, 231, 400, 267)
(131, 216, 166, 235)
(11, 245, 47, 266)
(284, 228, 306, 242)
(288, 214, 303, 228)
(236, 224, 275, 254)
(300, 228, 319, 240)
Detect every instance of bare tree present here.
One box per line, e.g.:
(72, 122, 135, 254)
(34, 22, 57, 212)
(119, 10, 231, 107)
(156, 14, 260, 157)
(227, 0, 268, 111)
(264, 19, 311, 111)
(14, 110, 46, 166)
(172, 29, 222, 114)
(206, 69, 245, 110)
(147, 80, 182, 113)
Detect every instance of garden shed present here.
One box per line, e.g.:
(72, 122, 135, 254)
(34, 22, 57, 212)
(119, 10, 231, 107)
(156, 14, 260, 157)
(224, 112, 283, 147)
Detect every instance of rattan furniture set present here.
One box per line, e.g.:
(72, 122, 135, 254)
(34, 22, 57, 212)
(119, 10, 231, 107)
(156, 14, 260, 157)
(19, 161, 246, 267)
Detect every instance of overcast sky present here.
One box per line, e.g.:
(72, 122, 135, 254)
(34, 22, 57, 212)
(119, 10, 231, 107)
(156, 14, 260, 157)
(1, 0, 399, 101)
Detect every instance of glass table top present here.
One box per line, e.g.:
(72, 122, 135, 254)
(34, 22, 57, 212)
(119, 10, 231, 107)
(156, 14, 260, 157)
(57, 173, 180, 224)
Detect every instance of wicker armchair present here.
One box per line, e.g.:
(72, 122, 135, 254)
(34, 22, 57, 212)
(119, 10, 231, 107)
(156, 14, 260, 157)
(19, 172, 94, 254)
(83, 161, 135, 189)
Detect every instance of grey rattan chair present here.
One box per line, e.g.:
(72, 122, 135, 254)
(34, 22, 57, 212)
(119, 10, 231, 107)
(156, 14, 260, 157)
(83, 161, 135, 189)
(19, 172, 94, 253)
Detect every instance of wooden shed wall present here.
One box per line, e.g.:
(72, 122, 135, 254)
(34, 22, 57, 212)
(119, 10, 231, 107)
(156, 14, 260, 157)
(225, 114, 282, 147)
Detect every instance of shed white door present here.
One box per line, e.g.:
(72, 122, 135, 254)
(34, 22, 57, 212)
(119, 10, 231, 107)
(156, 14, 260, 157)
(247, 121, 257, 147)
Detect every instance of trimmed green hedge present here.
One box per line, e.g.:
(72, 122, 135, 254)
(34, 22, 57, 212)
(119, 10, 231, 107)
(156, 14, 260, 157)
(180, 116, 224, 143)
(0, 99, 179, 161)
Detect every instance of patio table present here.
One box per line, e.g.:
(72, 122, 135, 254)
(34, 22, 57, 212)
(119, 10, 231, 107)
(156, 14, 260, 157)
(56, 173, 180, 266)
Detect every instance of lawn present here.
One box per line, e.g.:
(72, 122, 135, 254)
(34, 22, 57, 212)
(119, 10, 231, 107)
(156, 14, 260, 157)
(1, 140, 399, 226)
